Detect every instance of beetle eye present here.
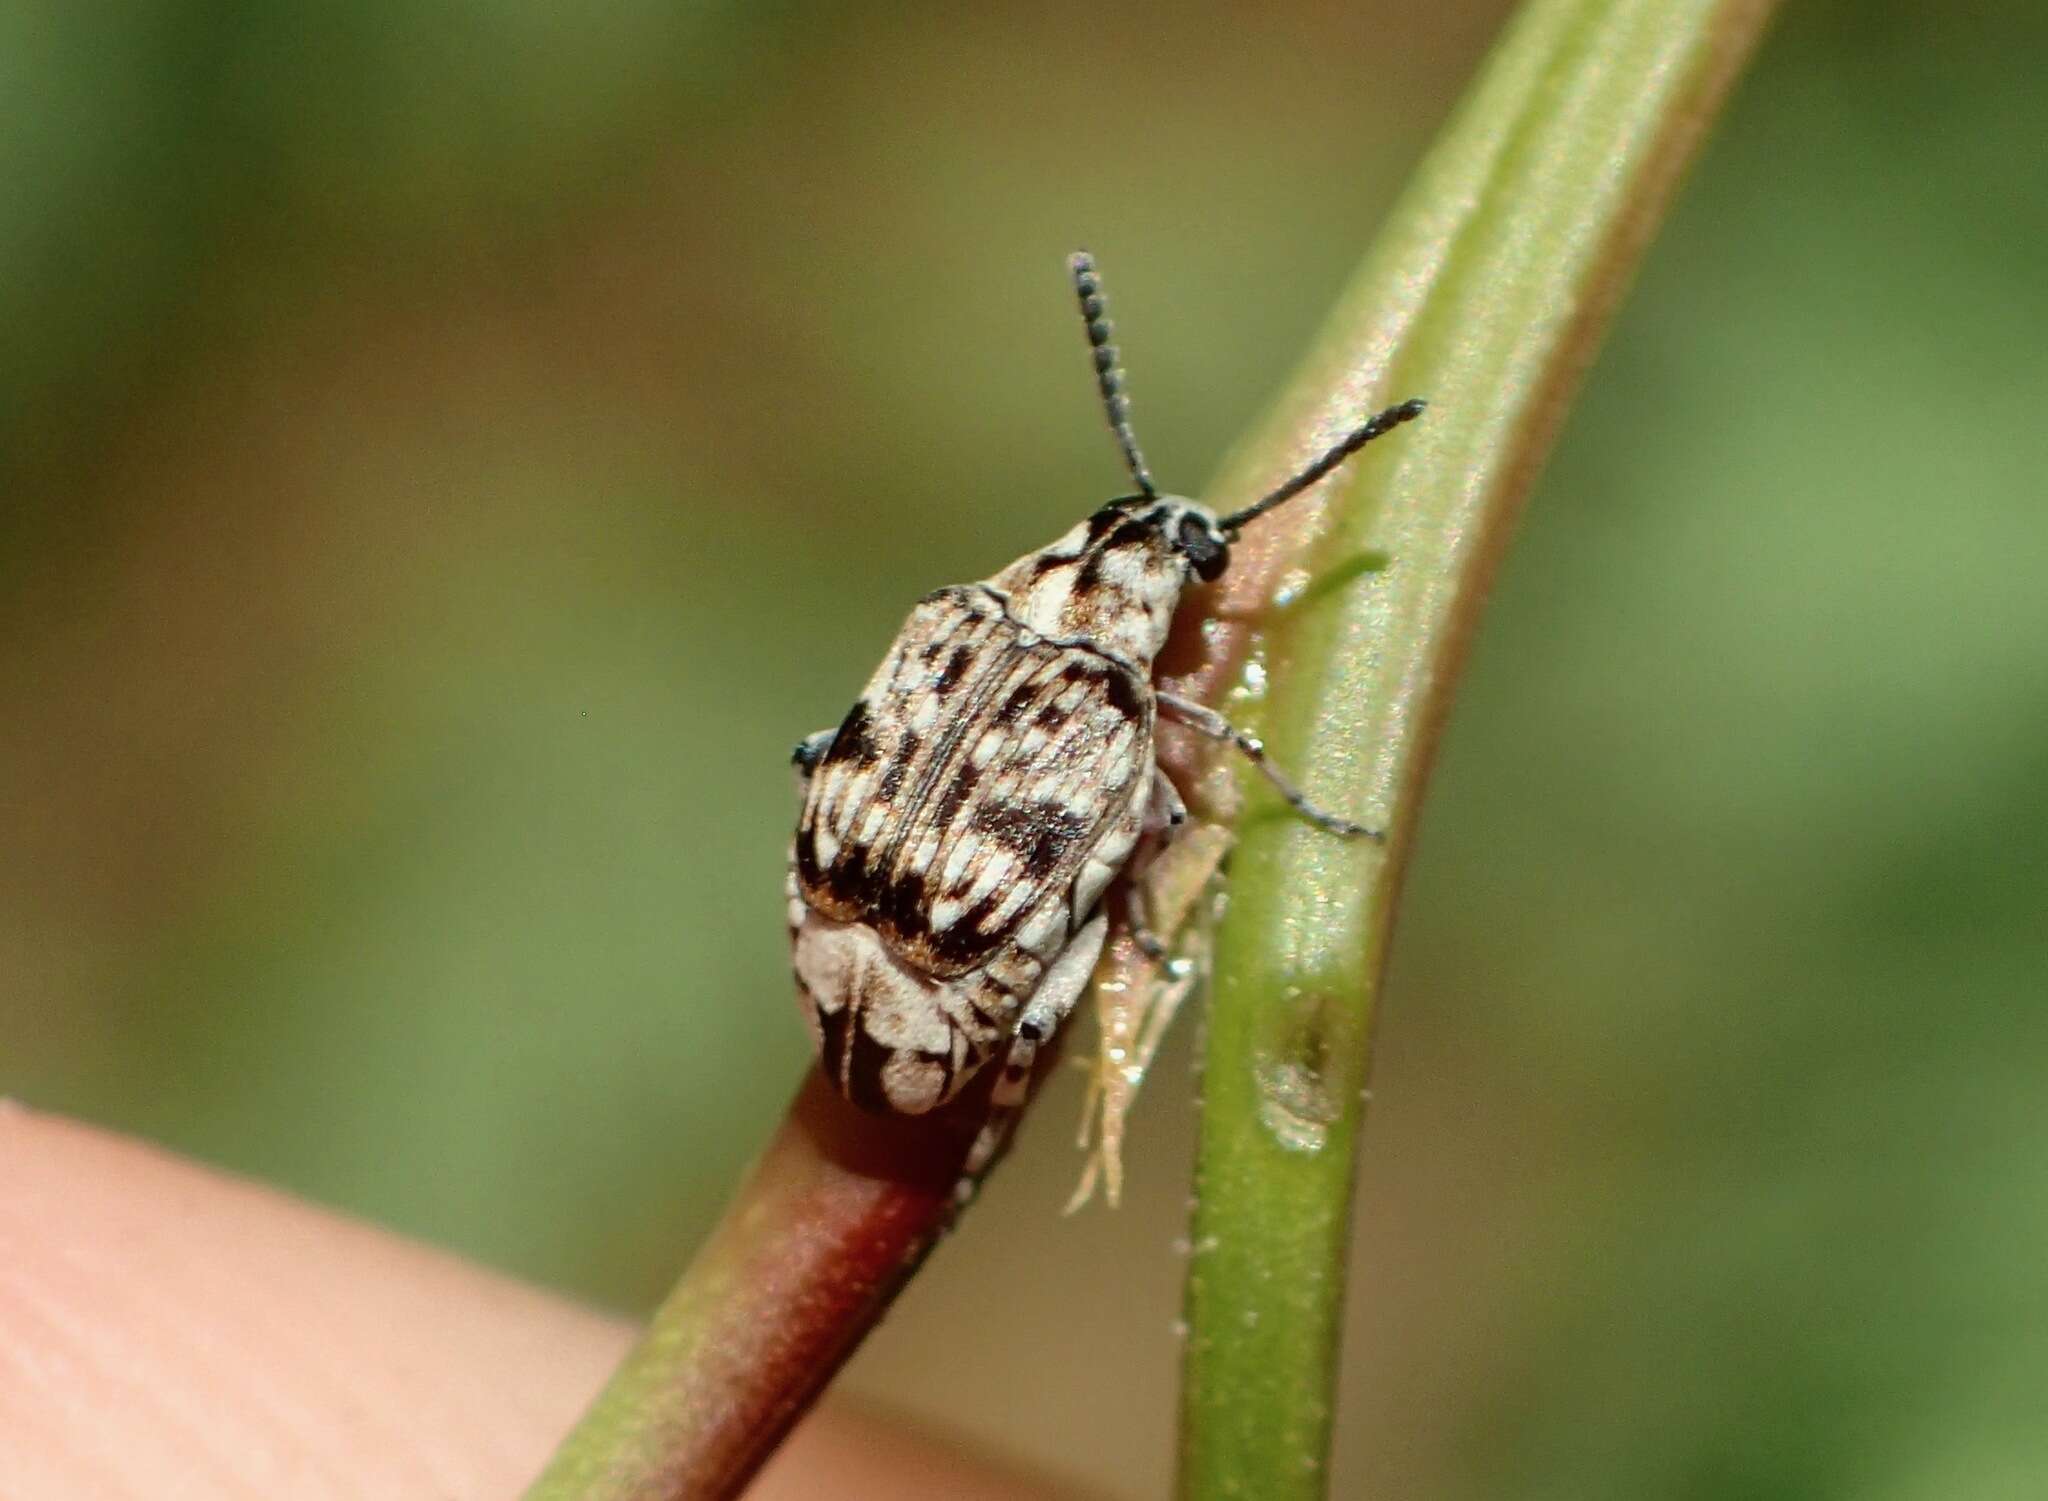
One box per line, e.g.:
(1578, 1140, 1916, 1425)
(1176, 513, 1230, 581)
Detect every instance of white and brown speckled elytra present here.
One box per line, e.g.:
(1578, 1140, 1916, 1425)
(787, 252, 1424, 1175)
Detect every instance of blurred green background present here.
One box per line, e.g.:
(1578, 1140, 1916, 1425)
(5, 3, 2046, 1497)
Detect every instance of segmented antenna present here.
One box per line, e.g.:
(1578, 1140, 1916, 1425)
(1069, 251, 1157, 498)
(1218, 397, 1428, 535)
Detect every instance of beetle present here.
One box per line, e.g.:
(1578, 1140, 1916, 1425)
(786, 251, 1423, 1170)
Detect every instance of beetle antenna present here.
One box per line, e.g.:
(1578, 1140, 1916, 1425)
(1068, 251, 1157, 498)
(1218, 397, 1428, 535)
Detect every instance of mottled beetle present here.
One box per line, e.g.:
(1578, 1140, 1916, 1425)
(787, 252, 1423, 1170)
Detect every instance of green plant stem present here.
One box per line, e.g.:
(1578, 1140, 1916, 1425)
(1174, 2, 1777, 1497)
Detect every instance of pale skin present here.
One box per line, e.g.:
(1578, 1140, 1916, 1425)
(0, 1106, 1053, 1500)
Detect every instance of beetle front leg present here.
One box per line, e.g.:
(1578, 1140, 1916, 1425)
(1155, 691, 1381, 840)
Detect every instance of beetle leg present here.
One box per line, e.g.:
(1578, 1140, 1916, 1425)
(1141, 764, 1188, 839)
(790, 728, 836, 786)
(1117, 768, 1188, 958)
(1155, 691, 1381, 840)
(785, 730, 837, 935)
(1122, 881, 1167, 961)
(961, 912, 1108, 1183)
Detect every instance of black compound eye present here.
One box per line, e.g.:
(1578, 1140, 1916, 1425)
(1176, 513, 1230, 581)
